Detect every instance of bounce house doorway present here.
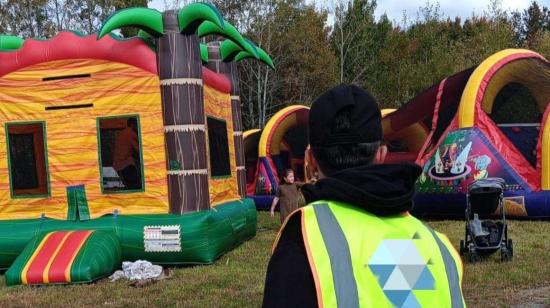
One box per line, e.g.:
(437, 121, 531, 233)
(277, 124, 308, 181)
(248, 105, 309, 209)
(490, 83, 543, 168)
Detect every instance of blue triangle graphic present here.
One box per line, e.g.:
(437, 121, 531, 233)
(369, 242, 396, 264)
(413, 267, 435, 290)
(369, 264, 395, 288)
(403, 291, 421, 308)
(384, 290, 410, 307)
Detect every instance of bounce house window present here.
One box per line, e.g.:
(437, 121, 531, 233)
(97, 116, 144, 193)
(6, 122, 49, 198)
(207, 117, 231, 177)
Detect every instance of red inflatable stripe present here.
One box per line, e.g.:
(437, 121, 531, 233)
(202, 67, 231, 93)
(47, 230, 93, 283)
(25, 231, 70, 284)
(0, 32, 157, 77)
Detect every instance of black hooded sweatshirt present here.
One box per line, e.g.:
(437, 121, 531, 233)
(262, 163, 422, 308)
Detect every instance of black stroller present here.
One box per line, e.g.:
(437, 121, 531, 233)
(459, 178, 513, 262)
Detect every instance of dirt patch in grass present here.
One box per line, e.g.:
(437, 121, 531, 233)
(510, 286, 550, 308)
(0, 213, 548, 307)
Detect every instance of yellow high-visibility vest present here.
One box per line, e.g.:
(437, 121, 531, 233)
(274, 201, 465, 308)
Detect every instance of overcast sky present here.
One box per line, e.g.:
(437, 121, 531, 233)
(373, 0, 548, 24)
(149, 0, 549, 24)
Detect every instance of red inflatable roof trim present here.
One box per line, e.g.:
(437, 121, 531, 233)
(0, 31, 157, 77)
(202, 67, 231, 93)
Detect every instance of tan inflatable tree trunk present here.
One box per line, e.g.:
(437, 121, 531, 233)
(159, 11, 210, 213)
(206, 41, 247, 198)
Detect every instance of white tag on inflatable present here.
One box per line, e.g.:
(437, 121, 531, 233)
(144, 225, 181, 252)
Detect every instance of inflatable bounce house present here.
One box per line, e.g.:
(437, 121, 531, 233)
(383, 49, 550, 218)
(0, 3, 274, 285)
(245, 106, 309, 210)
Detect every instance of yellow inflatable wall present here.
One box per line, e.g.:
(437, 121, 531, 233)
(204, 85, 240, 205)
(0, 59, 168, 220)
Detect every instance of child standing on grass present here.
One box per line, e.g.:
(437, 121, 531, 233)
(270, 169, 304, 224)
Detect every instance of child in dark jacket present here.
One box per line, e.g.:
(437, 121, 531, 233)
(270, 169, 304, 224)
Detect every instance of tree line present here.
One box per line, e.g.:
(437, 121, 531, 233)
(1, 0, 549, 129)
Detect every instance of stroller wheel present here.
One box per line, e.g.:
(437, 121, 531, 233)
(459, 240, 465, 255)
(467, 251, 479, 263)
(500, 247, 512, 262)
(507, 239, 513, 257)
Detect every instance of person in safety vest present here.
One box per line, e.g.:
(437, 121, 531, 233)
(262, 84, 465, 308)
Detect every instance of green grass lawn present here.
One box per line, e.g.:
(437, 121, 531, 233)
(0, 212, 548, 307)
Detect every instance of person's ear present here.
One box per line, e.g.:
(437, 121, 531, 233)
(305, 146, 318, 173)
(375, 144, 388, 164)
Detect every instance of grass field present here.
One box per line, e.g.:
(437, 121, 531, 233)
(0, 212, 548, 307)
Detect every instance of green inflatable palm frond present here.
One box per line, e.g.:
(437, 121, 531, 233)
(137, 29, 151, 40)
(222, 39, 274, 69)
(253, 45, 275, 70)
(198, 21, 258, 58)
(234, 51, 256, 62)
(220, 40, 245, 62)
(0, 35, 24, 51)
(178, 2, 224, 35)
(243, 39, 274, 69)
(97, 7, 164, 39)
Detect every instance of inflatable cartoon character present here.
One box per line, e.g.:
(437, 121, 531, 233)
(472, 155, 492, 180)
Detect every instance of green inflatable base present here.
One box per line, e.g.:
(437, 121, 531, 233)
(0, 199, 257, 273)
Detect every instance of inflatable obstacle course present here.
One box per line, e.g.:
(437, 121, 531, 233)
(0, 3, 273, 286)
(383, 49, 550, 218)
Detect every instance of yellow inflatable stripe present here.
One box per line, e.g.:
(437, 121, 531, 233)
(381, 108, 396, 117)
(259, 105, 308, 157)
(243, 129, 261, 139)
(42, 231, 73, 284)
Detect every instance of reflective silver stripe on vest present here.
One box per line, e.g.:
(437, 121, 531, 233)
(313, 204, 360, 308)
(425, 226, 464, 308)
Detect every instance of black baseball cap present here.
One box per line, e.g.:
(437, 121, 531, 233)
(308, 84, 382, 147)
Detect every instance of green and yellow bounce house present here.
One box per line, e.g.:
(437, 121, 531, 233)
(0, 3, 274, 286)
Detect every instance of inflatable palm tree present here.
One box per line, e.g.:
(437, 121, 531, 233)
(98, 4, 240, 213)
(198, 22, 274, 197)
(97, 3, 274, 213)
(217, 39, 274, 197)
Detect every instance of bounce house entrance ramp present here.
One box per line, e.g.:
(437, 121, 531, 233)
(5, 230, 121, 286)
